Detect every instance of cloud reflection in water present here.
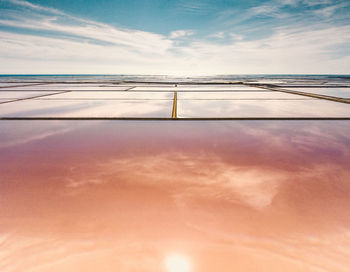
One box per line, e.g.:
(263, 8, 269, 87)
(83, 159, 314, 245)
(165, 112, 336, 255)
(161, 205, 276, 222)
(0, 121, 350, 272)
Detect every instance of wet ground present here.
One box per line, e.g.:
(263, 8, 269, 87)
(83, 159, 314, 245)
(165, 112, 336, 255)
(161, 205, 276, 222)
(0, 82, 349, 119)
(1, 80, 350, 271)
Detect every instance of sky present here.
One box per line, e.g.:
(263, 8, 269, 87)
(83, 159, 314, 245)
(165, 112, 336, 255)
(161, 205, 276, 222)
(0, 0, 349, 75)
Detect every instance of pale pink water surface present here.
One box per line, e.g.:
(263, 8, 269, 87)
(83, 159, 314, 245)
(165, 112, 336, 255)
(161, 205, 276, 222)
(1, 121, 350, 272)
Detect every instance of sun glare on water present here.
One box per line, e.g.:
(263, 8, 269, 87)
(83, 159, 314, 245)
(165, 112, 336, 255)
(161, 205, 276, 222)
(164, 254, 191, 272)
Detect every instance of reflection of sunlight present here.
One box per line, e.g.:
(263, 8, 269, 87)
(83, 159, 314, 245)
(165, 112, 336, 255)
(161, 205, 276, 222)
(164, 254, 191, 272)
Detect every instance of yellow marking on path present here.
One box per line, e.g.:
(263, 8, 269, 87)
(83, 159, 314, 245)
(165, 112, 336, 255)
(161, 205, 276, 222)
(172, 91, 177, 119)
(247, 84, 350, 105)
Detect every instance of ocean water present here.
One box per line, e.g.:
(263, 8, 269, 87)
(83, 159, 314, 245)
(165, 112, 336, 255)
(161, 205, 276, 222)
(0, 74, 349, 83)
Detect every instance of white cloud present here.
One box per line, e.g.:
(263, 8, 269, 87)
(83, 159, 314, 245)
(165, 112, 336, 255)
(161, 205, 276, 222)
(303, 0, 332, 6)
(313, 2, 349, 17)
(169, 30, 194, 39)
(247, 2, 291, 19)
(279, 0, 300, 6)
(250, 5, 279, 15)
(176, 0, 212, 15)
(0, 0, 350, 74)
(211, 32, 225, 39)
(229, 33, 244, 40)
(0, 14, 173, 54)
(170, 24, 350, 74)
(209, 32, 244, 41)
(6, 0, 64, 15)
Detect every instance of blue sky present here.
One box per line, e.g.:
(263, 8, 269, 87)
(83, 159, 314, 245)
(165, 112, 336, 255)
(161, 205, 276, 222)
(0, 0, 349, 74)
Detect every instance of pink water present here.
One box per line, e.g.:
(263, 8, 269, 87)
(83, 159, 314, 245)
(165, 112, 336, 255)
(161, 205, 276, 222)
(1, 121, 350, 272)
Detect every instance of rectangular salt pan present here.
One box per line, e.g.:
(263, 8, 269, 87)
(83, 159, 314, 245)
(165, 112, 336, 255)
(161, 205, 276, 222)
(0, 91, 62, 99)
(0, 84, 131, 91)
(177, 99, 350, 118)
(177, 92, 312, 100)
(286, 88, 350, 99)
(0, 100, 173, 118)
(132, 85, 265, 92)
(34, 91, 174, 100)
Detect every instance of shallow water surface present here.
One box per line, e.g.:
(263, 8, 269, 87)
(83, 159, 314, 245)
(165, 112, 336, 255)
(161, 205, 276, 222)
(1, 120, 350, 272)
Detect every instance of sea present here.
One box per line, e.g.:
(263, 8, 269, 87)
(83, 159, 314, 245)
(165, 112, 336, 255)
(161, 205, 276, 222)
(0, 74, 349, 84)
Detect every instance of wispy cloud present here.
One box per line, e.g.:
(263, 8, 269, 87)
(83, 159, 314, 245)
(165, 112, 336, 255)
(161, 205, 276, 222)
(211, 31, 225, 39)
(176, 0, 213, 14)
(6, 0, 64, 15)
(0, 0, 349, 74)
(250, 5, 280, 16)
(278, 0, 300, 6)
(303, 0, 332, 6)
(169, 30, 194, 39)
(313, 2, 349, 17)
(229, 33, 244, 40)
(0, 8, 172, 54)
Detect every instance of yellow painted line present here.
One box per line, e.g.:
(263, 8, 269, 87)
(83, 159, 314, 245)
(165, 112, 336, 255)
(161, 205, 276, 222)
(246, 84, 350, 105)
(172, 91, 177, 119)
